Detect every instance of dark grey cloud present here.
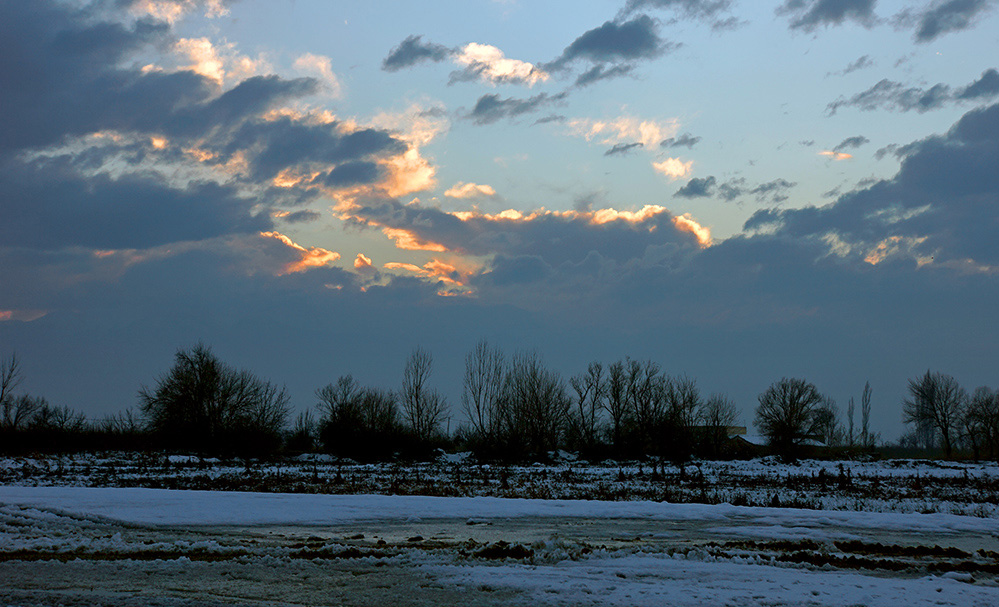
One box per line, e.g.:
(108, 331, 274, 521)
(746, 101, 999, 267)
(0, 156, 271, 251)
(621, 0, 734, 19)
(547, 15, 675, 76)
(381, 35, 452, 71)
(604, 142, 644, 156)
(675, 176, 717, 198)
(957, 69, 999, 100)
(534, 114, 567, 125)
(833, 135, 870, 152)
(345, 195, 704, 269)
(661, 133, 701, 149)
(708, 177, 796, 203)
(829, 55, 874, 76)
(827, 79, 950, 114)
(619, 0, 739, 29)
(777, 0, 878, 31)
(479, 255, 553, 286)
(911, 0, 995, 43)
(828, 70, 999, 115)
(575, 64, 636, 87)
(282, 210, 322, 224)
(222, 117, 404, 180)
(0, 2, 410, 258)
(468, 93, 565, 125)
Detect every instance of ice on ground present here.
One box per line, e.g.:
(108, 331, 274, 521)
(436, 551, 999, 607)
(1, 486, 997, 537)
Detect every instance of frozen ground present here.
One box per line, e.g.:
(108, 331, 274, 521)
(3, 453, 999, 517)
(2, 486, 999, 606)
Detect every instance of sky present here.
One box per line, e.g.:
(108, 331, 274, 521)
(1, 0, 998, 441)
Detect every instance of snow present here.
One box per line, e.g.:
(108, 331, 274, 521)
(435, 551, 999, 606)
(1, 486, 997, 537)
(3, 484, 999, 605)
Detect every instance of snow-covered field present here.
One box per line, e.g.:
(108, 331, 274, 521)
(3, 455, 999, 605)
(3, 452, 998, 516)
(1, 486, 999, 606)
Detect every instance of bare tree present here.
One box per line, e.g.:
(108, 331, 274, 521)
(400, 347, 448, 442)
(902, 370, 966, 458)
(699, 394, 738, 457)
(138, 344, 290, 454)
(30, 402, 86, 432)
(316, 375, 400, 458)
(813, 398, 841, 446)
(754, 377, 824, 459)
(603, 360, 629, 452)
(626, 359, 667, 455)
(568, 362, 606, 451)
(0, 353, 22, 406)
(496, 351, 569, 457)
(860, 381, 873, 448)
(461, 340, 505, 441)
(663, 375, 701, 463)
(2, 395, 44, 432)
(962, 387, 999, 460)
(846, 397, 855, 447)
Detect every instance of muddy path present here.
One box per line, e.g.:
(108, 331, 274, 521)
(3, 503, 999, 606)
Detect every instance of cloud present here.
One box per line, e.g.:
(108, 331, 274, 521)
(451, 43, 549, 86)
(277, 210, 322, 224)
(382, 35, 451, 71)
(660, 133, 701, 149)
(745, 101, 999, 269)
(957, 68, 999, 100)
(833, 135, 870, 152)
(829, 55, 874, 76)
(777, 0, 878, 32)
(468, 92, 564, 124)
(652, 157, 693, 180)
(679, 176, 796, 203)
(819, 150, 853, 160)
(909, 0, 996, 43)
(574, 64, 636, 87)
(0, 156, 272, 251)
(824, 72, 999, 114)
(341, 197, 710, 273)
(293, 53, 342, 97)
(259, 231, 340, 275)
(354, 253, 373, 270)
(444, 182, 497, 199)
(548, 15, 673, 72)
(619, 0, 736, 26)
(675, 176, 716, 198)
(568, 116, 678, 149)
(604, 142, 644, 156)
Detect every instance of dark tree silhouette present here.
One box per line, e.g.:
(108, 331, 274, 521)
(568, 362, 606, 452)
(902, 370, 966, 458)
(496, 351, 569, 458)
(316, 375, 400, 458)
(461, 340, 505, 443)
(138, 344, 290, 455)
(699, 394, 738, 457)
(754, 377, 824, 459)
(400, 347, 448, 442)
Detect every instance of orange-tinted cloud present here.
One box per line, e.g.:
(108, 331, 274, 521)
(381, 227, 448, 252)
(0, 309, 48, 322)
(652, 157, 693, 180)
(819, 150, 853, 160)
(260, 231, 340, 274)
(384, 258, 467, 285)
(354, 253, 373, 269)
(445, 182, 497, 199)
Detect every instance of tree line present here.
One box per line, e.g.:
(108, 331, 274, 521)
(2, 345, 996, 462)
